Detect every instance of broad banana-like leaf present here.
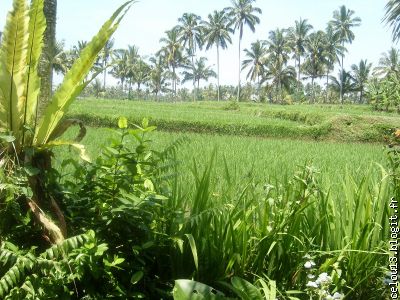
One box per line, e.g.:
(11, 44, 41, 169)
(42, 140, 91, 162)
(22, 0, 46, 145)
(48, 119, 86, 142)
(34, 1, 134, 145)
(0, 0, 30, 143)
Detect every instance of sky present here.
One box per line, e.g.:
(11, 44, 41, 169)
(0, 0, 397, 88)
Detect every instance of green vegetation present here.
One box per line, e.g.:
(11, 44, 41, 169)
(1, 0, 400, 299)
(68, 99, 400, 142)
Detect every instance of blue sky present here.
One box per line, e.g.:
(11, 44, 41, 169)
(0, 0, 396, 87)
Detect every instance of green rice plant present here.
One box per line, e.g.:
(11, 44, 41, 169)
(165, 153, 392, 299)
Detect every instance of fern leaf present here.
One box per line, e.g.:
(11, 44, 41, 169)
(0, 0, 30, 142)
(34, 1, 134, 145)
(22, 0, 46, 145)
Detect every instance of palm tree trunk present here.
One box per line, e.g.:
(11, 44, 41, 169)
(340, 41, 344, 104)
(192, 55, 196, 102)
(311, 77, 315, 103)
(217, 45, 220, 102)
(298, 56, 301, 90)
(197, 79, 200, 101)
(325, 69, 329, 103)
(236, 36, 241, 102)
(103, 59, 107, 90)
(38, 0, 57, 117)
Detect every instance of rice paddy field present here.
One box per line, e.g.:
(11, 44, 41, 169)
(55, 98, 399, 299)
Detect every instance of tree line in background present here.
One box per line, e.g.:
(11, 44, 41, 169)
(27, 0, 400, 111)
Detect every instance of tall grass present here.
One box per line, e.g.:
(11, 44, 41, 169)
(163, 154, 391, 299)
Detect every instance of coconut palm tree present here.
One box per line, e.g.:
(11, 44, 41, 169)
(266, 28, 291, 66)
(225, 0, 262, 101)
(287, 18, 313, 87)
(374, 47, 400, 78)
(101, 39, 114, 90)
(303, 31, 327, 102)
(242, 40, 267, 89)
(329, 69, 356, 101)
(323, 24, 345, 102)
(383, 0, 400, 42)
(330, 5, 361, 103)
(351, 59, 372, 103)
(132, 58, 151, 92)
(202, 10, 233, 101)
(149, 55, 170, 99)
(263, 60, 296, 103)
(175, 13, 204, 100)
(159, 28, 184, 97)
(182, 57, 217, 101)
(110, 49, 131, 93)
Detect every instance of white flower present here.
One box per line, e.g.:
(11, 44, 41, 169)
(307, 274, 316, 279)
(306, 281, 319, 288)
(304, 260, 316, 269)
(332, 292, 344, 299)
(325, 295, 334, 300)
(316, 272, 332, 285)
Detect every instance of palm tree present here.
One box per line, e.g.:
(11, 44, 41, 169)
(303, 31, 326, 102)
(110, 49, 131, 93)
(287, 18, 313, 87)
(38, 0, 57, 111)
(383, 0, 400, 42)
(182, 57, 217, 101)
(263, 61, 296, 103)
(225, 0, 262, 101)
(374, 47, 400, 78)
(149, 55, 170, 99)
(323, 24, 345, 102)
(175, 13, 204, 100)
(330, 5, 361, 103)
(242, 40, 266, 90)
(132, 58, 151, 92)
(266, 28, 291, 66)
(351, 59, 372, 103)
(101, 39, 114, 90)
(329, 69, 355, 101)
(159, 28, 184, 97)
(202, 10, 233, 101)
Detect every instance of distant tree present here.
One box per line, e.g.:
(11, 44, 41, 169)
(263, 61, 296, 103)
(330, 5, 361, 103)
(110, 49, 131, 92)
(383, 0, 400, 42)
(287, 18, 313, 87)
(374, 47, 400, 78)
(202, 10, 233, 101)
(351, 59, 372, 103)
(242, 40, 267, 89)
(323, 24, 345, 102)
(100, 39, 114, 90)
(225, 0, 262, 101)
(266, 28, 291, 66)
(329, 69, 356, 101)
(159, 28, 184, 97)
(91, 78, 103, 98)
(149, 55, 170, 99)
(303, 31, 326, 102)
(175, 13, 203, 100)
(182, 57, 216, 101)
(132, 59, 151, 92)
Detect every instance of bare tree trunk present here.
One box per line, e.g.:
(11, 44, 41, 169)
(217, 45, 220, 102)
(340, 41, 344, 104)
(236, 36, 241, 102)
